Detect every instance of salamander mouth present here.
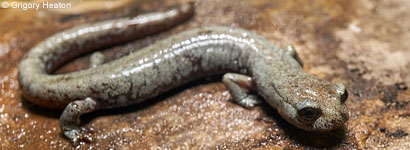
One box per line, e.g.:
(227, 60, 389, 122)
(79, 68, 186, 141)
(308, 113, 349, 132)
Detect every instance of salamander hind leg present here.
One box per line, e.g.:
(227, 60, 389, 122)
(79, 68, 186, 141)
(222, 73, 260, 108)
(60, 97, 100, 146)
(286, 45, 303, 67)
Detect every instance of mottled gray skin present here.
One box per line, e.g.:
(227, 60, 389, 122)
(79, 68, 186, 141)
(18, 2, 349, 146)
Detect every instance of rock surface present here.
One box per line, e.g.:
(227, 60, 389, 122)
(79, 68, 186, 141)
(0, 0, 409, 149)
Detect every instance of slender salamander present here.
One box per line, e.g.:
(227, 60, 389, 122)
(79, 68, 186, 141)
(18, 2, 349, 145)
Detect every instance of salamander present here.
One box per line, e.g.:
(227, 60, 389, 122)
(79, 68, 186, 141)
(18, 2, 349, 146)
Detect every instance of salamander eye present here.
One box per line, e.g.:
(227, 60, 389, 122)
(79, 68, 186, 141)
(296, 100, 322, 123)
(340, 89, 348, 103)
(298, 107, 321, 122)
(332, 83, 348, 103)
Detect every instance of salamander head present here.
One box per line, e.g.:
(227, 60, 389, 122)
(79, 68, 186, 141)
(277, 77, 349, 131)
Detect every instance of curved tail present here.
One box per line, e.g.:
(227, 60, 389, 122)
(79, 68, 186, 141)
(18, 3, 195, 109)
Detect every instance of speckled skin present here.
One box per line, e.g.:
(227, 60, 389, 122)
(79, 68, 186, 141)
(18, 2, 349, 146)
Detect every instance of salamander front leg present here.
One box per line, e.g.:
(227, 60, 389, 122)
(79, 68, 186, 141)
(286, 45, 303, 66)
(90, 52, 105, 68)
(222, 73, 260, 108)
(60, 97, 100, 146)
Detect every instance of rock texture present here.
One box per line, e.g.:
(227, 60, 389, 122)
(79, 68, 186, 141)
(0, 0, 409, 149)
